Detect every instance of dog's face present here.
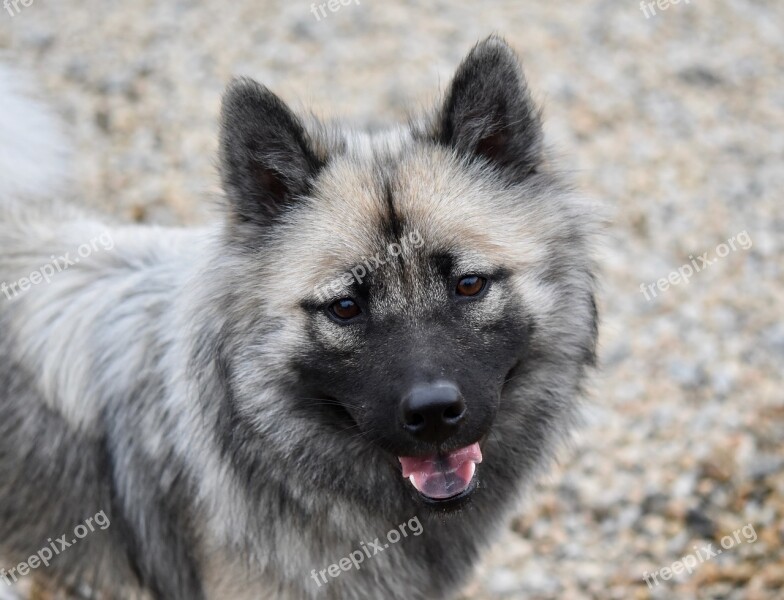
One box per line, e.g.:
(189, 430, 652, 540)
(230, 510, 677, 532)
(216, 37, 599, 510)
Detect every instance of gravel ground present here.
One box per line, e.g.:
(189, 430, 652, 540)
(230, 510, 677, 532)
(2, 1, 782, 599)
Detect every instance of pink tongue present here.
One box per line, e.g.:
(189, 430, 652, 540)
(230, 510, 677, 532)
(398, 443, 482, 500)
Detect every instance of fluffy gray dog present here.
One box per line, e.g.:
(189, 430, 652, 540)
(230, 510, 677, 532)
(0, 36, 600, 599)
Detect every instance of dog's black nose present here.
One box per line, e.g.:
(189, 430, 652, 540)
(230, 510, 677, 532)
(400, 381, 466, 443)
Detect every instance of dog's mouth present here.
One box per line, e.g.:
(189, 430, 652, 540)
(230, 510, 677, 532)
(398, 443, 482, 502)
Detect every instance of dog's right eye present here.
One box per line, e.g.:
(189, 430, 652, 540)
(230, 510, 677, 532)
(328, 298, 362, 322)
(455, 275, 487, 298)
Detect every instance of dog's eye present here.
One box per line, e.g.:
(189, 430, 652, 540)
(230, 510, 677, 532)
(329, 298, 362, 321)
(455, 275, 487, 298)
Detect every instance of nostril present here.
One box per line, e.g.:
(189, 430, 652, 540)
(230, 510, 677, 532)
(442, 400, 466, 423)
(404, 411, 426, 430)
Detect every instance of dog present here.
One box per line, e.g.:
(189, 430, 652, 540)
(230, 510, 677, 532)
(0, 36, 600, 599)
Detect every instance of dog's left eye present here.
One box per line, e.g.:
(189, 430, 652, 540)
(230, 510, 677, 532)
(455, 275, 487, 297)
(328, 298, 362, 322)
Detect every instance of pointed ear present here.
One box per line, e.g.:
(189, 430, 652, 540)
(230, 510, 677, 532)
(436, 36, 543, 180)
(219, 78, 324, 227)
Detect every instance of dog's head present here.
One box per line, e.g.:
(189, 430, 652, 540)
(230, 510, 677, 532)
(213, 36, 599, 511)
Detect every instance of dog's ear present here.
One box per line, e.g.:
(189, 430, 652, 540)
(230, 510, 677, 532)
(436, 36, 543, 180)
(219, 78, 323, 226)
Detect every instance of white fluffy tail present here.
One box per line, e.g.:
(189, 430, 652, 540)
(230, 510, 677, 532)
(0, 63, 70, 202)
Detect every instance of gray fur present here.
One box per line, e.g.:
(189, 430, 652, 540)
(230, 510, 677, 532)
(0, 37, 601, 599)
